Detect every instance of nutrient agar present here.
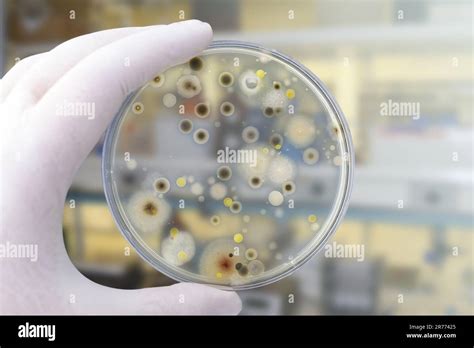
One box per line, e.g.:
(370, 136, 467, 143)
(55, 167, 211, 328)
(103, 41, 353, 289)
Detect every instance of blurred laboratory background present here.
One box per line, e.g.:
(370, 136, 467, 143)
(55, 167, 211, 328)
(1, 0, 472, 315)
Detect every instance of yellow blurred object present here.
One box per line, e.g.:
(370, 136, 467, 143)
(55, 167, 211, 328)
(177, 250, 188, 262)
(82, 232, 137, 264)
(333, 221, 366, 245)
(89, 0, 191, 29)
(286, 88, 296, 99)
(63, 202, 139, 264)
(176, 176, 187, 188)
(240, 0, 316, 31)
(367, 224, 431, 268)
(170, 227, 179, 239)
(178, 210, 241, 241)
(233, 233, 244, 243)
(79, 203, 115, 230)
(256, 69, 266, 79)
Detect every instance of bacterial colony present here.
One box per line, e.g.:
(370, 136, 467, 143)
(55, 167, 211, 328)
(106, 45, 350, 288)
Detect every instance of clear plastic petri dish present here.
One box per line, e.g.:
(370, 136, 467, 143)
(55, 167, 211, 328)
(102, 41, 354, 290)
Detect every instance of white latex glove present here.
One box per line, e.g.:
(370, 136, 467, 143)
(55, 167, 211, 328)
(0, 20, 241, 315)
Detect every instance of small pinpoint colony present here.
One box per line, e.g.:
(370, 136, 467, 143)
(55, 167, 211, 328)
(103, 42, 353, 289)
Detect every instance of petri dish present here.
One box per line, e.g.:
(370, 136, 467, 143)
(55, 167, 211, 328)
(102, 41, 354, 290)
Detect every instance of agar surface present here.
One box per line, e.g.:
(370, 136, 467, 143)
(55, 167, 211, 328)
(112, 47, 347, 287)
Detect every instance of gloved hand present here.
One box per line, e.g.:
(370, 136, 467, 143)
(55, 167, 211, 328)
(0, 20, 241, 315)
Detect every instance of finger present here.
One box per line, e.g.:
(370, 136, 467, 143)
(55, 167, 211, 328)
(31, 20, 212, 183)
(6, 26, 151, 107)
(76, 282, 242, 315)
(133, 283, 242, 315)
(0, 53, 47, 102)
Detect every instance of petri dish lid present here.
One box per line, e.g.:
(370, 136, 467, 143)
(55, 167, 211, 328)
(102, 41, 354, 290)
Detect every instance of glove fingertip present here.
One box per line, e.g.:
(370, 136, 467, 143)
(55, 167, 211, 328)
(171, 282, 242, 315)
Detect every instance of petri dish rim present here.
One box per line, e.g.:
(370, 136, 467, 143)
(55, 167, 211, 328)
(102, 40, 354, 290)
